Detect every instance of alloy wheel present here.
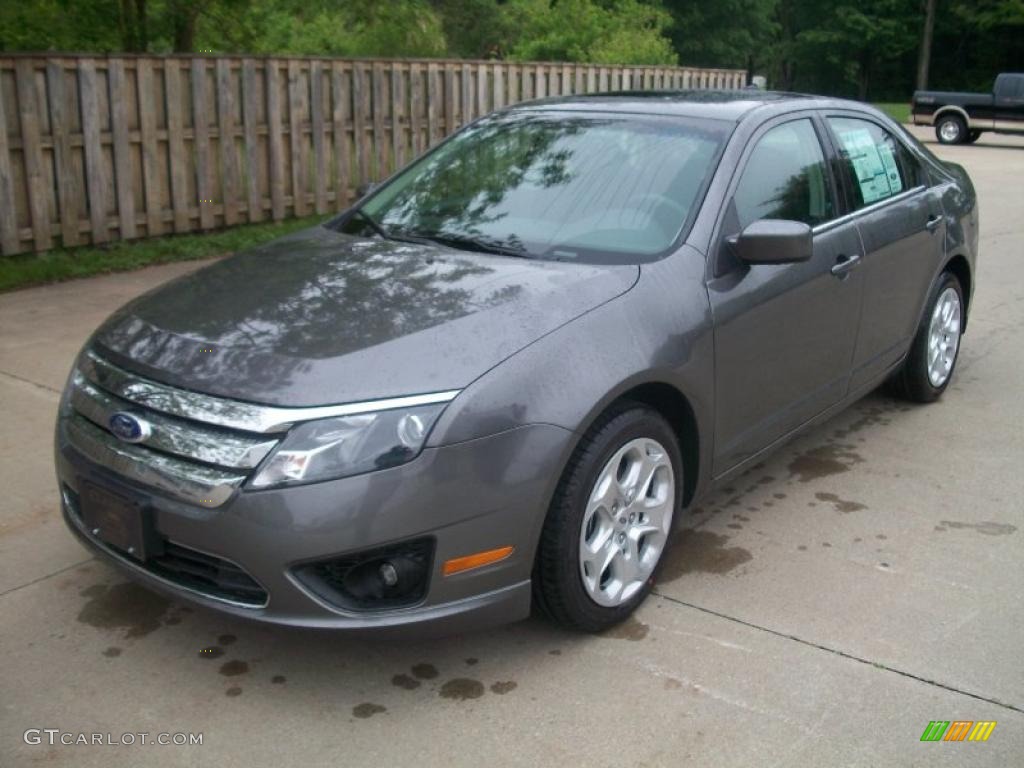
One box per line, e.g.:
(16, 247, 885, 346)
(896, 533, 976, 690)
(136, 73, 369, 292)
(578, 437, 675, 607)
(927, 286, 962, 387)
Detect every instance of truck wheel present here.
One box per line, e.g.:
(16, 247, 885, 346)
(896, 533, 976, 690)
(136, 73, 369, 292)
(965, 130, 982, 144)
(935, 114, 967, 145)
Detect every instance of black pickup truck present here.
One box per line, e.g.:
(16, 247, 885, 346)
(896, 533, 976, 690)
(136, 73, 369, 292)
(912, 72, 1024, 144)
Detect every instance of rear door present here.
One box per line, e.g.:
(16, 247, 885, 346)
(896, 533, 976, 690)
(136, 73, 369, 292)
(824, 114, 945, 392)
(708, 115, 865, 476)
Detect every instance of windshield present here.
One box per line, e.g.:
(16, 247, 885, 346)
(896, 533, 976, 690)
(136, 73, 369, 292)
(333, 112, 729, 264)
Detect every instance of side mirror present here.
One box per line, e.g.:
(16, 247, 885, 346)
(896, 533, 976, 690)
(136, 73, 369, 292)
(356, 182, 378, 198)
(727, 219, 813, 265)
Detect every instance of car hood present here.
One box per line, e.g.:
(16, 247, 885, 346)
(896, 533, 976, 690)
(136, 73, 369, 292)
(91, 226, 639, 406)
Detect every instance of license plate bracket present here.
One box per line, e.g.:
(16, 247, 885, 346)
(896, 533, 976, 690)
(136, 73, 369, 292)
(79, 482, 158, 561)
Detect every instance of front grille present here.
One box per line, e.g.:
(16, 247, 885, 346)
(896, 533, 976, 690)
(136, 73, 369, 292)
(63, 486, 267, 607)
(64, 351, 282, 507)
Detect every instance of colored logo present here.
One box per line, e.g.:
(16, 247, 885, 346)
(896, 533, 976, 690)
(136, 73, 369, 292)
(920, 721, 997, 742)
(108, 412, 151, 443)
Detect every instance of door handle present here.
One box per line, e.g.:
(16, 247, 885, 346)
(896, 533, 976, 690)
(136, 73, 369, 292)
(925, 215, 942, 233)
(831, 253, 861, 278)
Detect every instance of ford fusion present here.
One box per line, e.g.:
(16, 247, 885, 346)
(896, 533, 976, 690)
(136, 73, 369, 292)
(56, 91, 977, 633)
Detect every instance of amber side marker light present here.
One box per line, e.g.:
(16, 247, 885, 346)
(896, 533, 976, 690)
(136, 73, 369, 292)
(443, 546, 514, 576)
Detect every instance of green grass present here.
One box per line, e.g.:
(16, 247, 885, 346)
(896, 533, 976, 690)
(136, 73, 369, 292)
(0, 214, 330, 293)
(873, 102, 911, 124)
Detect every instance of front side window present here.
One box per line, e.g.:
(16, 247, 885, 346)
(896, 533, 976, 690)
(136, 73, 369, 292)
(828, 117, 921, 209)
(733, 119, 833, 230)
(338, 113, 729, 264)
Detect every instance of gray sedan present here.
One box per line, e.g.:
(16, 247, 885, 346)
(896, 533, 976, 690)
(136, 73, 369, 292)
(55, 91, 977, 634)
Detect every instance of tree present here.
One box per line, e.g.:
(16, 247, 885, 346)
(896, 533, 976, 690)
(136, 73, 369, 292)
(916, 0, 936, 89)
(430, 0, 513, 58)
(502, 0, 678, 65)
(1, 0, 123, 52)
(120, 0, 149, 52)
(663, 0, 777, 76)
(772, 0, 919, 100)
(223, 0, 447, 57)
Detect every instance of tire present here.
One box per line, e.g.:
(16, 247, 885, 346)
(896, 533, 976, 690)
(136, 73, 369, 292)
(935, 114, 967, 145)
(891, 271, 964, 403)
(533, 403, 683, 632)
(966, 130, 982, 144)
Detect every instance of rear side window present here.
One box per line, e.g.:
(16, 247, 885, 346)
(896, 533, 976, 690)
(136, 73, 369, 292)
(828, 117, 922, 208)
(996, 74, 1024, 99)
(733, 119, 833, 229)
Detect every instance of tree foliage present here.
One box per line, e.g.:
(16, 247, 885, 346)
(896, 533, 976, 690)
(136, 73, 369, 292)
(1, 0, 1022, 99)
(501, 0, 678, 64)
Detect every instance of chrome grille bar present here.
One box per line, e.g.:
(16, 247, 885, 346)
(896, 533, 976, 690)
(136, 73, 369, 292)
(70, 372, 278, 470)
(65, 414, 246, 507)
(81, 350, 461, 434)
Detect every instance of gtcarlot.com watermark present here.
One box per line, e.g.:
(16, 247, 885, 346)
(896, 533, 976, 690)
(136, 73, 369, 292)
(24, 729, 203, 747)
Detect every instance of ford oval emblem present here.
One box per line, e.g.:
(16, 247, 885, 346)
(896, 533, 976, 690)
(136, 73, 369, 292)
(108, 411, 151, 443)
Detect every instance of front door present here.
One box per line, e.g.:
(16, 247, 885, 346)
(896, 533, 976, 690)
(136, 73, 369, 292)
(709, 116, 864, 476)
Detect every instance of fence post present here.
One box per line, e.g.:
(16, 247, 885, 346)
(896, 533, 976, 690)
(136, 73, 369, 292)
(241, 58, 264, 223)
(46, 59, 81, 247)
(78, 59, 108, 245)
(0, 86, 18, 255)
(165, 60, 192, 232)
(15, 60, 52, 251)
(266, 61, 286, 221)
(139, 59, 165, 236)
(310, 60, 327, 214)
(331, 62, 350, 211)
(191, 58, 215, 230)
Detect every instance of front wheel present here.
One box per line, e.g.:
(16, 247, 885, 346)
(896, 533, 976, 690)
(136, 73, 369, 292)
(935, 114, 967, 145)
(532, 404, 682, 632)
(891, 271, 964, 402)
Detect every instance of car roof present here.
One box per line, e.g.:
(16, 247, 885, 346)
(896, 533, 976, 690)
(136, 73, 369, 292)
(508, 89, 861, 122)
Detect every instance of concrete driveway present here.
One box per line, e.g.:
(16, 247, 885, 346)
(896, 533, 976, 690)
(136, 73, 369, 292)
(1, 126, 1021, 767)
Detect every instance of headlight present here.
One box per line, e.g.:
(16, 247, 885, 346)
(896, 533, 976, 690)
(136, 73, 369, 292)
(250, 403, 446, 488)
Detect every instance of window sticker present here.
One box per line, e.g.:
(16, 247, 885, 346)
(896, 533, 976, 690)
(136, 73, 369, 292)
(837, 128, 900, 203)
(877, 142, 903, 195)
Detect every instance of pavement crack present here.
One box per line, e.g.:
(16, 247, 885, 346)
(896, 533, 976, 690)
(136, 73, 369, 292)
(654, 590, 1023, 715)
(0, 368, 62, 395)
(0, 557, 95, 599)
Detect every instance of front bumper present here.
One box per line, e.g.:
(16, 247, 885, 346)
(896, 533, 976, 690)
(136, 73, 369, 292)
(56, 417, 574, 633)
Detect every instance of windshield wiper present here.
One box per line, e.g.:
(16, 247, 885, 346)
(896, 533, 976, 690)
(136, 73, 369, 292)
(407, 232, 529, 258)
(348, 208, 390, 240)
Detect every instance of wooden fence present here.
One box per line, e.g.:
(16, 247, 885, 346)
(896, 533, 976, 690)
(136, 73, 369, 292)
(0, 55, 746, 256)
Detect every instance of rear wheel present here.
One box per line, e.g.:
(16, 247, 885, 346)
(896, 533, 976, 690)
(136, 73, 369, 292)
(891, 271, 964, 402)
(966, 130, 982, 144)
(935, 114, 967, 145)
(533, 404, 682, 632)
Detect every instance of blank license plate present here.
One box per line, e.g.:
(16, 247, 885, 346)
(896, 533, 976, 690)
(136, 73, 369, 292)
(79, 483, 151, 561)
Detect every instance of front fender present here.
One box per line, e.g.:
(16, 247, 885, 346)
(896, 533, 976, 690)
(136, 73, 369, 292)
(430, 244, 716, 487)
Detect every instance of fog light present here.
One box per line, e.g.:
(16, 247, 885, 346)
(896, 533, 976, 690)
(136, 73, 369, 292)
(379, 561, 399, 587)
(292, 538, 434, 611)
